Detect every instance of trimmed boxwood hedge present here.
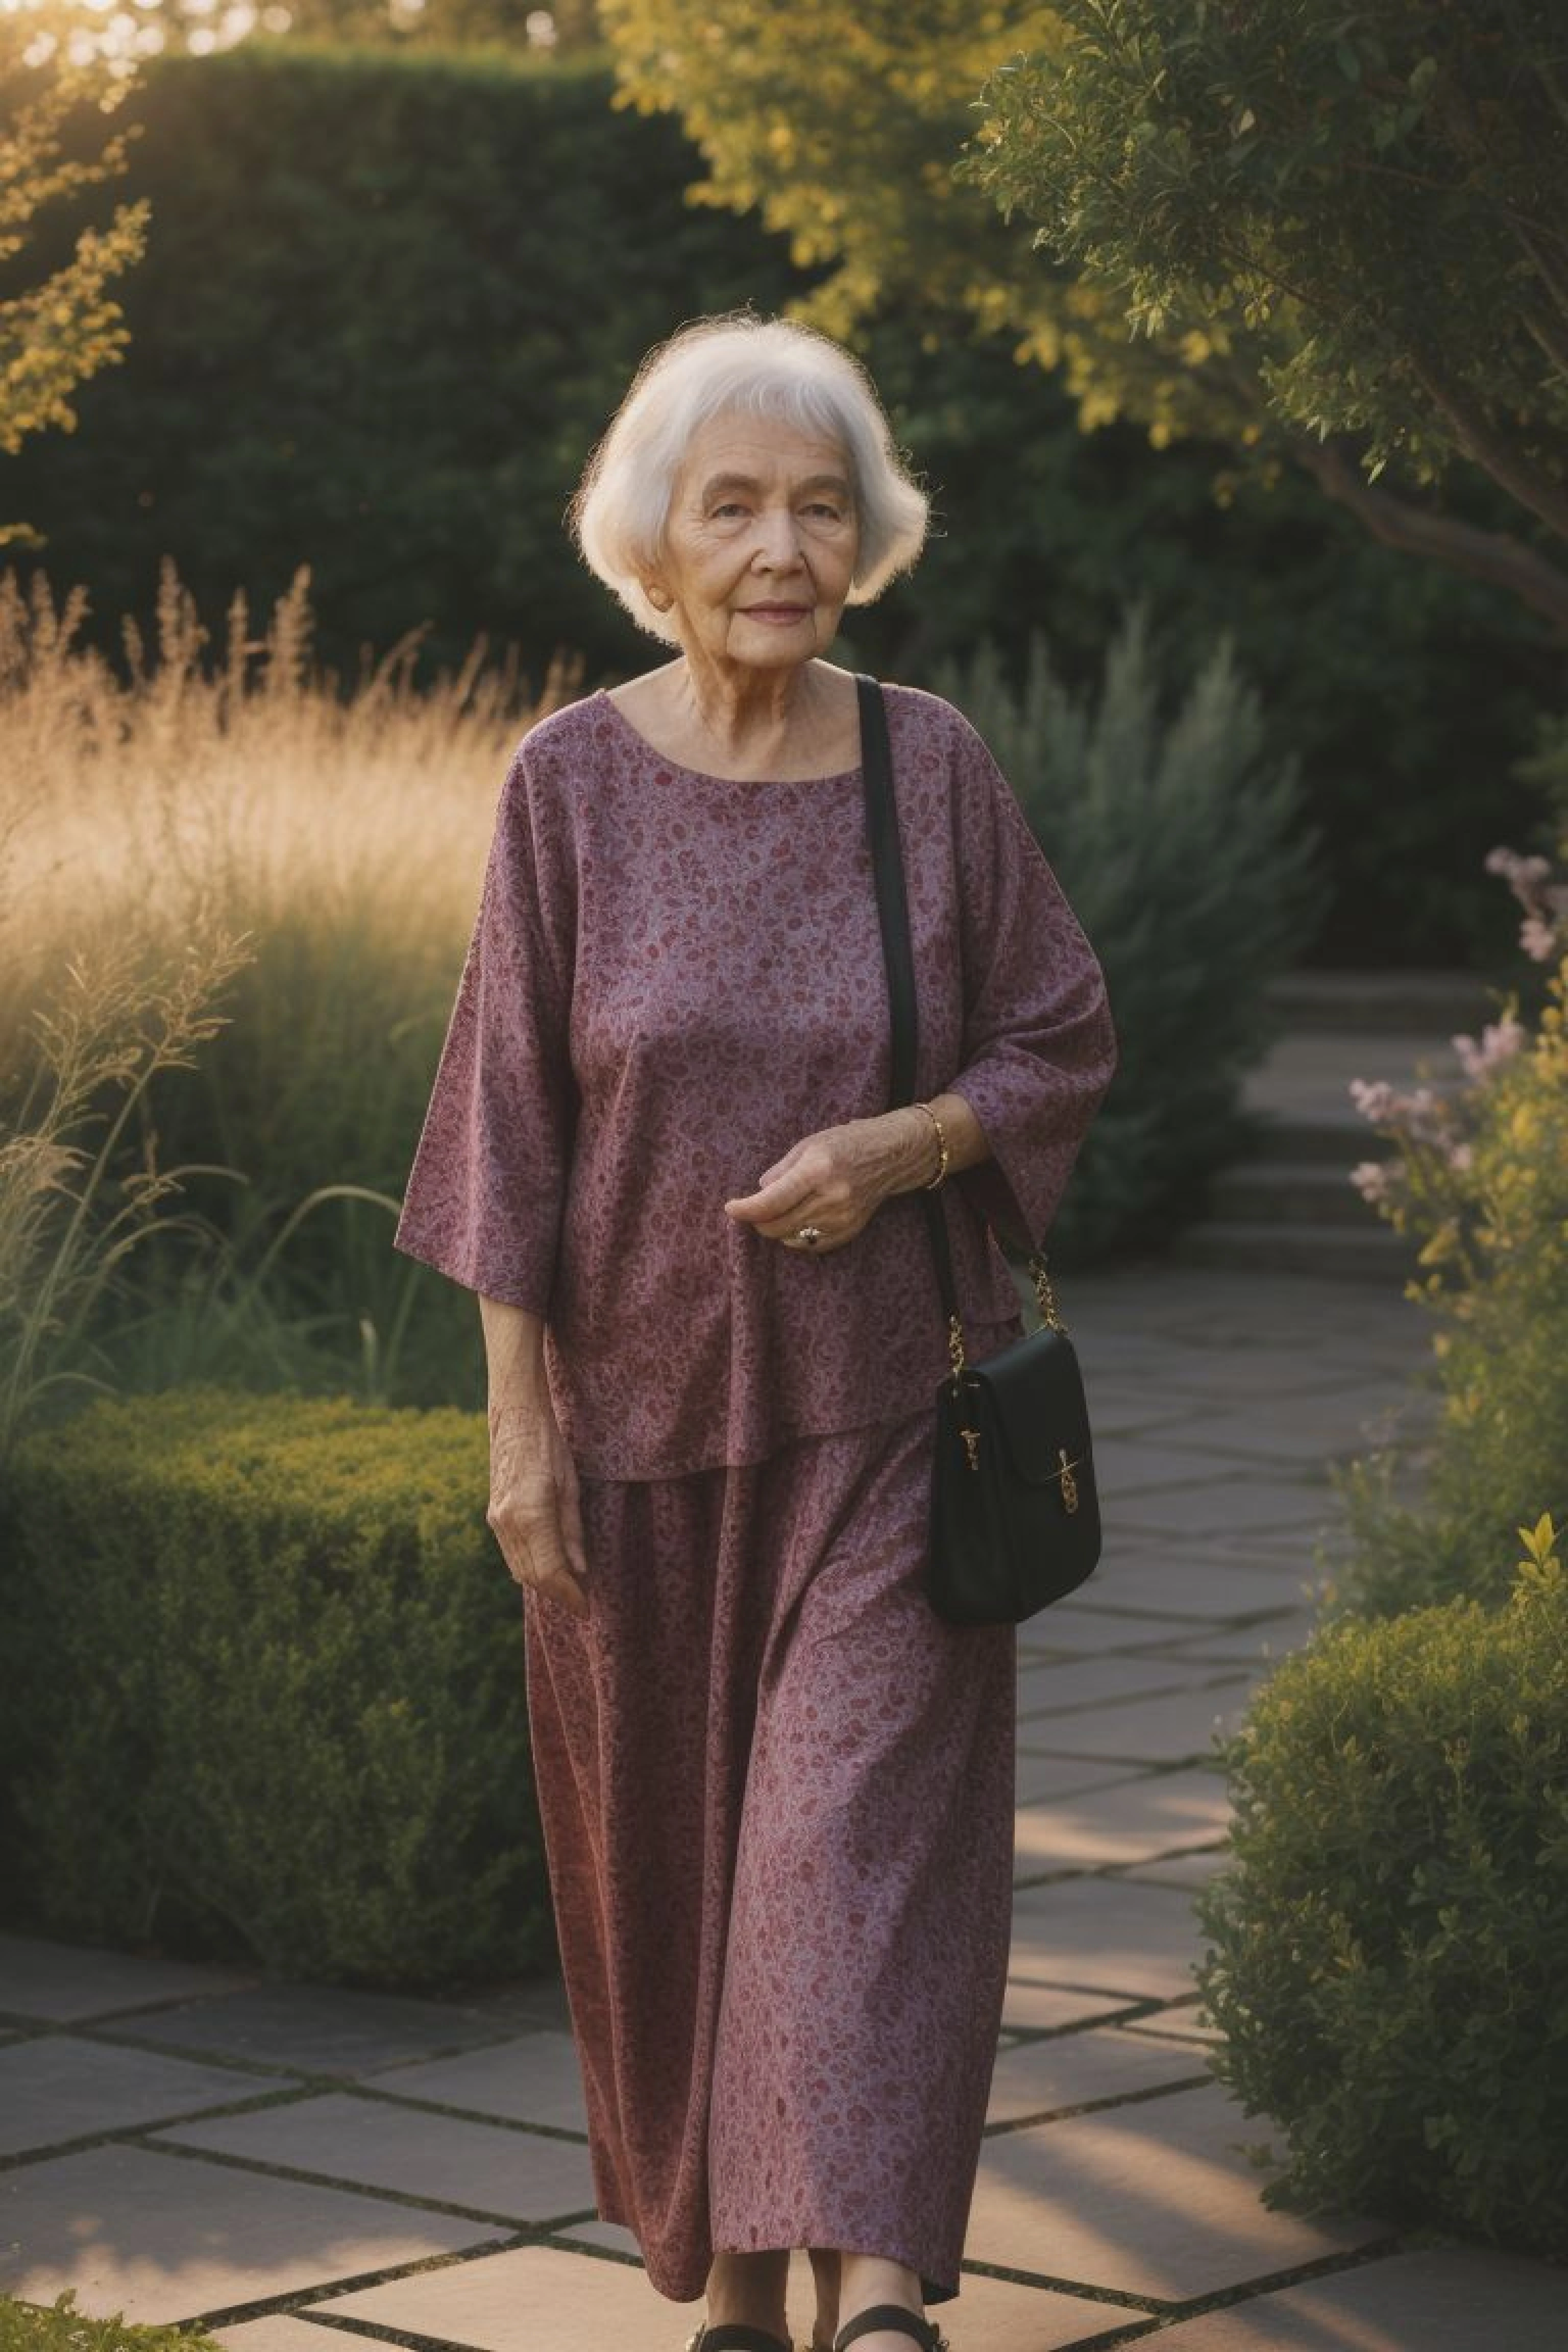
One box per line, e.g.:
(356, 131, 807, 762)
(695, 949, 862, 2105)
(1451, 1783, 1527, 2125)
(0, 1385, 546, 1989)
(1196, 1563, 1568, 2259)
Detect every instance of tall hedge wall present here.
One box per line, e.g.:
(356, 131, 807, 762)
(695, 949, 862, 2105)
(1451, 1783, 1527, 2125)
(5, 39, 1556, 962)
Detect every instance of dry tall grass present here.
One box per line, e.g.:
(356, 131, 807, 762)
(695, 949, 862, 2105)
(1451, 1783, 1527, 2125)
(1, 560, 564, 1441)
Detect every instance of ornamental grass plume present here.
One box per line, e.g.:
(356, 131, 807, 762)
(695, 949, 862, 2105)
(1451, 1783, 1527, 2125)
(1, 559, 564, 1438)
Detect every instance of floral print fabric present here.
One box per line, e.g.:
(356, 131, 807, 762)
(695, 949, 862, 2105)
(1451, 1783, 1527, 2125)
(392, 682, 1117, 1480)
(524, 1407, 1016, 2305)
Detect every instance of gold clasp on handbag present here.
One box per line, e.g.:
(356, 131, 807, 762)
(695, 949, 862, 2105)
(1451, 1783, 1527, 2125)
(1056, 1449, 1082, 1513)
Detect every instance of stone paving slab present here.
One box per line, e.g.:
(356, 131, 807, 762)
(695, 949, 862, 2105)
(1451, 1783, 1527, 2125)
(0, 2141, 489, 2320)
(1013, 1767, 1233, 1875)
(1017, 1684, 1253, 1767)
(309, 2244, 666, 2351)
(1020, 1603, 1205, 1654)
(330, 2241, 1162, 2352)
(965, 2082, 1385, 2302)
(451, 1974, 576, 2036)
(1000, 1981, 1145, 2034)
(1122, 1846, 1232, 1888)
(0, 2035, 291, 2159)
(1155, 1619, 1318, 1664)
(374, 2029, 590, 2134)
(1081, 1558, 1315, 1622)
(1077, 1388, 1206, 1439)
(1112, 1484, 1338, 1541)
(1014, 1755, 1149, 1806)
(1150, 2245, 1568, 2350)
(122, 1984, 511, 2076)
(1171, 1391, 1425, 1463)
(1120, 2012, 1222, 2046)
(1009, 1878, 1204, 2003)
(161, 2090, 597, 2223)
(1016, 1654, 1207, 1714)
(985, 2027, 1209, 2124)
(213, 2319, 348, 2352)
(1095, 1441, 1262, 1495)
(554, 2217, 642, 2258)
(0, 1933, 254, 2025)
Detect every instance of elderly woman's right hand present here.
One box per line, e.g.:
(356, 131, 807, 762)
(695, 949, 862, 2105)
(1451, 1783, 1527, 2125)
(485, 1401, 590, 1618)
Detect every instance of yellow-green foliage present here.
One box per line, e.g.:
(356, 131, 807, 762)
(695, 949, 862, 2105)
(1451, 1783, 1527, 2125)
(0, 13, 151, 535)
(0, 2294, 222, 2352)
(1197, 1524, 1568, 2258)
(1, 1383, 547, 1988)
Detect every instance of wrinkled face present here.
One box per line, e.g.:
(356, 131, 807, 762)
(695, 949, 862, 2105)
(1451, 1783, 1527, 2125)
(648, 411, 861, 669)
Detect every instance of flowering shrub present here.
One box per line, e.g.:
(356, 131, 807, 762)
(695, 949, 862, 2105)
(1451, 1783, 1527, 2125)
(1333, 838, 1568, 1615)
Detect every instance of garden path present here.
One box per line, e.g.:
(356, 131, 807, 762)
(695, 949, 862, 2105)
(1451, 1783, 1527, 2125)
(3, 1246, 1562, 2346)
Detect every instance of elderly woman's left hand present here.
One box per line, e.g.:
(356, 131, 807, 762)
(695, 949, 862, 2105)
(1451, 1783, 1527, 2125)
(724, 1107, 939, 1255)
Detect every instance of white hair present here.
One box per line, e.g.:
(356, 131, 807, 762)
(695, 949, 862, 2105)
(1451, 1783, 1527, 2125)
(569, 313, 930, 645)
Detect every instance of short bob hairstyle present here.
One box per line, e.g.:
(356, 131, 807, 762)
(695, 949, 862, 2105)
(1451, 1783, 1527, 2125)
(570, 313, 929, 645)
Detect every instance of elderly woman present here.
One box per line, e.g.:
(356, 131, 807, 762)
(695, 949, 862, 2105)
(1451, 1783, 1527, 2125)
(393, 314, 1116, 2352)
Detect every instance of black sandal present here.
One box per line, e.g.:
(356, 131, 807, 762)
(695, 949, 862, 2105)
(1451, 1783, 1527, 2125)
(684, 2330, 795, 2352)
(833, 2310, 946, 2352)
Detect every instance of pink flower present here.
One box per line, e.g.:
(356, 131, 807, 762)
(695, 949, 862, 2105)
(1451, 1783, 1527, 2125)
(1452, 1018, 1525, 1081)
(1485, 845, 1551, 892)
(1350, 1160, 1395, 1205)
(1349, 1078, 1398, 1124)
(1521, 917, 1559, 964)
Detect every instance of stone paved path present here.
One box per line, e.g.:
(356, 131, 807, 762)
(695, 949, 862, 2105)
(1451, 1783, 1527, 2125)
(3, 1263, 1563, 2349)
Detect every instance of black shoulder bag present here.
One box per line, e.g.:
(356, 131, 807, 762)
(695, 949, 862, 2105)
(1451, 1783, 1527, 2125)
(856, 673, 1102, 1627)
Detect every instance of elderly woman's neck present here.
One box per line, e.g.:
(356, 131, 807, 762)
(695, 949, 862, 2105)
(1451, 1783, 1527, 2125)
(665, 655, 857, 780)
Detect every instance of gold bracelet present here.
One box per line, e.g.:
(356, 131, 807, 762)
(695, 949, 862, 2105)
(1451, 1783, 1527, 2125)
(912, 1101, 949, 1190)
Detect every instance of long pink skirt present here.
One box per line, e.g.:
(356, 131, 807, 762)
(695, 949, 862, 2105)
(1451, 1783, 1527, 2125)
(521, 1407, 1016, 2305)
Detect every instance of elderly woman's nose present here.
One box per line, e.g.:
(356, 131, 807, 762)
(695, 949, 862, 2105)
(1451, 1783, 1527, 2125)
(750, 506, 807, 565)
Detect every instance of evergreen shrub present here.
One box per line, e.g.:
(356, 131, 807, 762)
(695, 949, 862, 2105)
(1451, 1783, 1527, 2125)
(1197, 1532, 1568, 2260)
(0, 1384, 544, 1988)
(938, 616, 1322, 1261)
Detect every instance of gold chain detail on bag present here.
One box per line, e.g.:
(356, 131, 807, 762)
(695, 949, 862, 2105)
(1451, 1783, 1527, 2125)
(947, 1312, 982, 1472)
(1030, 1252, 1066, 1332)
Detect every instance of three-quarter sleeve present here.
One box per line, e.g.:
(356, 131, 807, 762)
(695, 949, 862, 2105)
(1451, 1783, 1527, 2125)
(391, 743, 575, 1315)
(942, 711, 1117, 1251)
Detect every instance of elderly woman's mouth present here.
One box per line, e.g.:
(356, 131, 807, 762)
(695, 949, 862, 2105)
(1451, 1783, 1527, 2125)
(743, 603, 813, 621)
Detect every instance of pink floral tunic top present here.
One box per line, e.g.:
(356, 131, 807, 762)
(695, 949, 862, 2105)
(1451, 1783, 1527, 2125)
(393, 682, 1117, 1480)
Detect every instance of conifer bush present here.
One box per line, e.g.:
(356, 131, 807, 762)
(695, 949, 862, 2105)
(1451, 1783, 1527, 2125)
(1196, 1522, 1568, 2259)
(0, 1384, 545, 1988)
(937, 616, 1322, 1260)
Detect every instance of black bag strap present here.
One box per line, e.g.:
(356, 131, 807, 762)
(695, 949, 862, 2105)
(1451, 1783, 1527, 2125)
(855, 673, 965, 1353)
(855, 674, 1067, 1355)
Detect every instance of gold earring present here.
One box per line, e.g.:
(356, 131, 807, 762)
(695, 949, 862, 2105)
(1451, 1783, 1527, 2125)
(645, 582, 673, 614)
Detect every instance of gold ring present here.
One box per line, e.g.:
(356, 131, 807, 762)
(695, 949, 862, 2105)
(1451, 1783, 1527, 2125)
(794, 1225, 823, 1247)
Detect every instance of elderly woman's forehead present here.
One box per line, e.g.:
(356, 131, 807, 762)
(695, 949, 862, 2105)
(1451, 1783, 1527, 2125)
(676, 411, 852, 481)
